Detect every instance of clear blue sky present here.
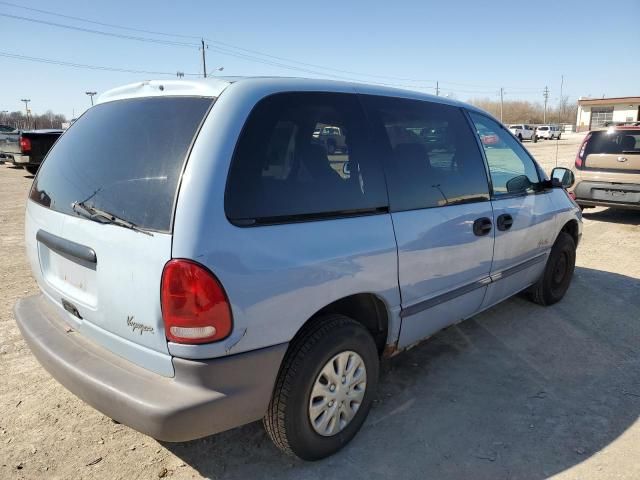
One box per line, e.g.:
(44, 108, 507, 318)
(1, 0, 638, 118)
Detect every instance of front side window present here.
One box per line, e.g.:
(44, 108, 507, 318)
(361, 95, 490, 211)
(469, 112, 540, 195)
(225, 92, 387, 224)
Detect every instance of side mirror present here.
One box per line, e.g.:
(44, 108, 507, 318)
(506, 174, 532, 193)
(551, 167, 575, 188)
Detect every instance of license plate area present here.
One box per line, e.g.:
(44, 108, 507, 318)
(38, 243, 98, 308)
(592, 188, 640, 203)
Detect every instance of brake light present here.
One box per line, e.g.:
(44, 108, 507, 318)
(19, 136, 31, 153)
(161, 259, 232, 344)
(575, 133, 591, 169)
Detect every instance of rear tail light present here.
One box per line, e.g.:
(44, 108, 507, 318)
(161, 259, 232, 344)
(19, 136, 31, 153)
(575, 133, 591, 169)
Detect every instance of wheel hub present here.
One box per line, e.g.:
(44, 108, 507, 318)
(308, 350, 367, 437)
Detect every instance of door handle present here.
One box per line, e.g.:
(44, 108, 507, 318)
(473, 217, 492, 236)
(497, 213, 514, 231)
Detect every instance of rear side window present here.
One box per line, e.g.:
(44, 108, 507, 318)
(361, 95, 490, 211)
(586, 130, 640, 154)
(225, 92, 387, 224)
(30, 97, 213, 232)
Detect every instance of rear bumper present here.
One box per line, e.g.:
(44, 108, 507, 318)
(14, 294, 287, 442)
(574, 181, 640, 209)
(0, 152, 29, 164)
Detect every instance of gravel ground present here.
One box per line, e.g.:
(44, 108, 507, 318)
(1, 133, 639, 480)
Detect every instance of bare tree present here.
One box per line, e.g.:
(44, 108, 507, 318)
(1, 110, 67, 130)
(469, 98, 577, 125)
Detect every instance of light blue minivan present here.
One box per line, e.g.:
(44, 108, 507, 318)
(15, 77, 581, 460)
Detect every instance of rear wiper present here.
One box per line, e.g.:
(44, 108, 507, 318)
(71, 201, 153, 236)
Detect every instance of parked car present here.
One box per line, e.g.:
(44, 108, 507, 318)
(14, 77, 581, 461)
(509, 124, 538, 142)
(0, 129, 63, 174)
(570, 126, 640, 210)
(312, 124, 348, 154)
(0, 125, 20, 163)
(537, 125, 562, 140)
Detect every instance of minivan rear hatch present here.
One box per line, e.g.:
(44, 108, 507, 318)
(584, 129, 640, 171)
(25, 96, 214, 376)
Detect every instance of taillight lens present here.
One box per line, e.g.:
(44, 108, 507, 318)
(161, 259, 232, 344)
(575, 133, 591, 169)
(19, 137, 31, 153)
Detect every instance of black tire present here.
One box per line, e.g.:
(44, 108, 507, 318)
(264, 314, 379, 460)
(518, 134, 523, 142)
(24, 165, 39, 175)
(528, 232, 576, 306)
(557, 133, 561, 140)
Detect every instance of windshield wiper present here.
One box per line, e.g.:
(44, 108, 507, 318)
(71, 201, 153, 236)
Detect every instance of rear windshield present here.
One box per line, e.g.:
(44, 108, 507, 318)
(586, 130, 640, 155)
(30, 97, 213, 232)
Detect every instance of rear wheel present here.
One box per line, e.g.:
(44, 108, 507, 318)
(528, 232, 576, 306)
(24, 165, 39, 175)
(264, 314, 379, 460)
(518, 134, 523, 142)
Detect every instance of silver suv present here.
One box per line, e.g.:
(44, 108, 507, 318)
(15, 77, 582, 460)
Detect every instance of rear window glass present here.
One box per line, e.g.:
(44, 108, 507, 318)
(225, 92, 388, 224)
(30, 97, 213, 232)
(586, 130, 640, 155)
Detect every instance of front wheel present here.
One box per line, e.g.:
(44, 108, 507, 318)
(528, 232, 576, 306)
(24, 165, 39, 175)
(264, 314, 379, 460)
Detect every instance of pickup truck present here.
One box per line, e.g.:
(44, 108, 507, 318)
(312, 125, 348, 154)
(1, 129, 63, 174)
(508, 124, 538, 142)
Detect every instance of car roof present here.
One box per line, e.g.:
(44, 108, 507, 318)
(96, 76, 487, 115)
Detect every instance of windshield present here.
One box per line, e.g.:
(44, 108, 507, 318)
(29, 97, 213, 232)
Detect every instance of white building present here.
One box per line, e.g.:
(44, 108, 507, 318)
(576, 96, 640, 131)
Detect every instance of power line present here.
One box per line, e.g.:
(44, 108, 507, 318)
(0, 2, 543, 92)
(0, 0, 201, 40)
(0, 12, 199, 48)
(0, 50, 200, 76)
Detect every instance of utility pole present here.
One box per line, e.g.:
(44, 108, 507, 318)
(85, 91, 97, 106)
(21, 99, 31, 129)
(436, 81, 439, 96)
(543, 86, 550, 123)
(201, 39, 207, 78)
(500, 88, 504, 123)
(558, 75, 564, 123)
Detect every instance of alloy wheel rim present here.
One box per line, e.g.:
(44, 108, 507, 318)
(308, 350, 367, 437)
